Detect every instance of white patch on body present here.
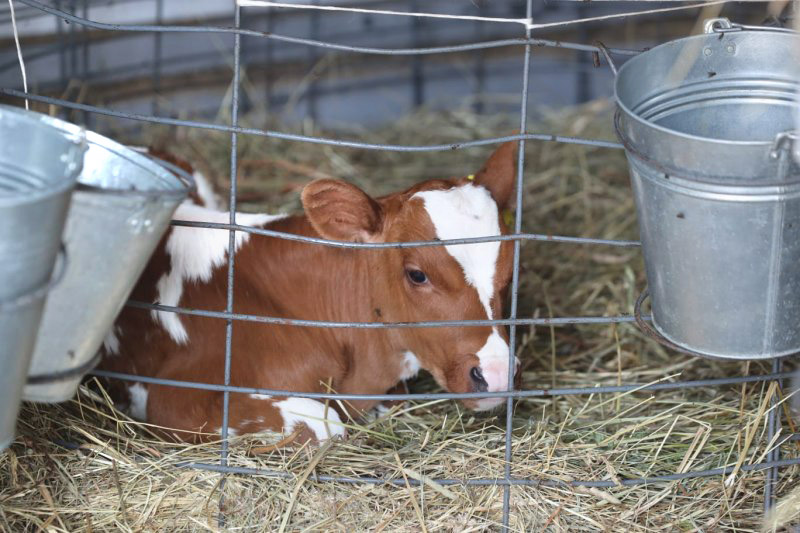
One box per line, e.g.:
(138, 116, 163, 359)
(192, 171, 221, 210)
(399, 351, 421, 380)
(102, 326, 122, 356)
(414, 184, 517, 408)
(127, 383, 148, 421)
(275, 397, 345, 441)
(152, 202, 286, 344)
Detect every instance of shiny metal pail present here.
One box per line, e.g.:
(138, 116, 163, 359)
(614, 19, 800, 359)
(23, 134, 192, 403)
(0, 105, 85, 450)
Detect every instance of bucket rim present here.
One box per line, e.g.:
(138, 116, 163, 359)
(0, 245, 67, 312)
(77, 130, 192, 200)
(0, 165, 79, 207)
(0, 105, 85, 207)
(0, 103, 85, 139)
(614, 29, 800, 150)
(614, 110, 800, 187)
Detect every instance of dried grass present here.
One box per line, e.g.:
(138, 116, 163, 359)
(1, 100, 798, 531)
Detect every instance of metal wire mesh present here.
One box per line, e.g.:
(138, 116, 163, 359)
(3, 0, 798, 528)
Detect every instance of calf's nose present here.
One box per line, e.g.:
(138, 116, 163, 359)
(469, 366, 489, 392)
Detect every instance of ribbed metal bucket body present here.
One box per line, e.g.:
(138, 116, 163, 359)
(616, 26, 800, 359)
(23, 132, 191, 403)
(0, 105, 85, 449)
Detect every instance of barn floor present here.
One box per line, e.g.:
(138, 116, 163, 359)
(1, 100, 798, 531)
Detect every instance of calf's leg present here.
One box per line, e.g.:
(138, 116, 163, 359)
(143, 373, 346, 444)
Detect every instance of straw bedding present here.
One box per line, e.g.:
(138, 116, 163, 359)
(1, 100, 798, 532)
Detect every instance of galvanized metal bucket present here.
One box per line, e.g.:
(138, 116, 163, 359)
(613, 19, 800, 359)
(23, 135, 192, 403)
(0, 105, 85, 450)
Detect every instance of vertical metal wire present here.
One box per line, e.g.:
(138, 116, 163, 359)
(410, 0, 423, 108)
(472, 3, 485, 115)
(68, 0, 76, 79)
(264, 6, 274, 111)
(218, 3, 243, 525)
(575, 4, 590, 104)
(307, 0, 319, 123)
(55, 0, 65, 94)
(764, 357, 783, 511)
(502, 0, 533, 529)
(80, 0, 88, 125)
(152, 0, 163, 115)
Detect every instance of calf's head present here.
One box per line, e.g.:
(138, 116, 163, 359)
(302, 142, 520, 410)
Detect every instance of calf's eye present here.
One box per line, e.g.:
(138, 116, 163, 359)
(406, 269, 428, 285)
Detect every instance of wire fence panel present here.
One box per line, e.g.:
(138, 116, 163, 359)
(503, 1, 534, 524)
(3, 0, 797, 529)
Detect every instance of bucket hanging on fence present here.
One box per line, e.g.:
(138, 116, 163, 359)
(23, 132, 193, 403)
(0, 105, 85, 450)
(613, 18, 800, 359)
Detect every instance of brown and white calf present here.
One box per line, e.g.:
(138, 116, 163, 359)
(99, 142, 520, 443)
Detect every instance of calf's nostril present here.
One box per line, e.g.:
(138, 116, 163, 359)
(469, 366, 488, 391)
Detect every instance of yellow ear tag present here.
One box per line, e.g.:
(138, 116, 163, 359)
(502, 209, 515, 228)
(466, 174, 475, 181)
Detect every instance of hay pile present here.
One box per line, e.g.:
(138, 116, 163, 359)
(2, 100, 798, 531)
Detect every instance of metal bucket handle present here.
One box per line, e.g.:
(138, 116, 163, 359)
(770, 131, 800, 180)
(632, 288, 705, 358)
(593, 41, 619, 76)
(0, 244, 68, 313)
(703, 17, 797, 35)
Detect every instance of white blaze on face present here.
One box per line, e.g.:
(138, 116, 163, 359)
(413, 184, 517, 405)
(414, 184, 500, 316)
(152, 202, 286, 344)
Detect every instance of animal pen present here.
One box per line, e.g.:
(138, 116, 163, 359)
(1, 0, 799, 531)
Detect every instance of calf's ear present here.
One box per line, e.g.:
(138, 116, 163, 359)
(472, 141, 518, 210)
(302, 179, 383, 242)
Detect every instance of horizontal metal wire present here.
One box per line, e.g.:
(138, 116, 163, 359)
(169, 219, 640, 248)
(180, 457, 800, 487)
(0, 90, 624, 152)
(127, 299, 643, 329)
(89, 369, 795, 402)
(13, 0, 641, 57)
